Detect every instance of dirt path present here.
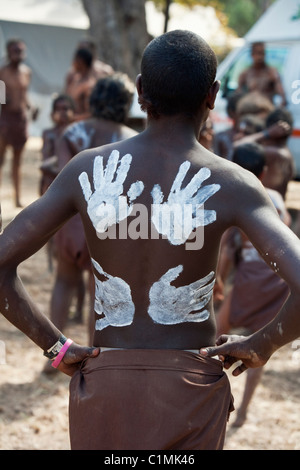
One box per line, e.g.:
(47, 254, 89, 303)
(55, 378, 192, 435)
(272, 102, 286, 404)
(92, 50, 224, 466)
(0, 138, 299, 450)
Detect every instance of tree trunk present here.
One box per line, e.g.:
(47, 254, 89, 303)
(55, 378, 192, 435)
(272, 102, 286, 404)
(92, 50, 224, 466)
(164, 0, 172, 33)
(81, 0, 151, 81)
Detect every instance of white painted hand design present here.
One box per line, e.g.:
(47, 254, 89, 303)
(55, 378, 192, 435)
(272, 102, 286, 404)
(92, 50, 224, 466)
(92, 258, 135, 331)
(65, 121, 95, 151)
(151, 161, 220, 245)
(79, 150, 144, 236)
(148, 265, 215, 325)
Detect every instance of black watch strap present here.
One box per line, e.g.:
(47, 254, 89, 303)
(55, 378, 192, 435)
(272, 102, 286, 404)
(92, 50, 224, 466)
(43, 335, 67, 360)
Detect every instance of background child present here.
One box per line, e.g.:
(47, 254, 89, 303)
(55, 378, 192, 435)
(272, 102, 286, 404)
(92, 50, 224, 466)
(40, 94, 75, 195)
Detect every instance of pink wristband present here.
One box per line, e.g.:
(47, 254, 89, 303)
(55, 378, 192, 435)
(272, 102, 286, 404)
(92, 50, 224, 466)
(51, 338, 73, 369)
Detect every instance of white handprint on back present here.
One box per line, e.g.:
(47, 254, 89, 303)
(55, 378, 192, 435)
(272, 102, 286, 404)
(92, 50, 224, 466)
(151, 161, 220, 245)
(65, 121, 95, 151)
(92, 258, 135, 331)
(148, 265, 215, 325)
(79, 150, 144, 236)
(91, 260, 214, 330)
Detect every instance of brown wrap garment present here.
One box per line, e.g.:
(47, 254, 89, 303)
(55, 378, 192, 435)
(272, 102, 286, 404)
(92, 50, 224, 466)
(69, 349, 234, 450)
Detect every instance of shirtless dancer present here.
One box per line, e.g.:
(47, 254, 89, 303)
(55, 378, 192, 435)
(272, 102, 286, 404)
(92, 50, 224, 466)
(65, 43, 113, 122)
(0, 31, 300, 450)
(76, 37, 114, 80)
(65, 38, 114, 91)
(215, 143, 290, 427)
(0, 39, 33, 207)
(238, 42, 286, 106)
(233, 108, 295, 200)
(64, 48, 96, 121)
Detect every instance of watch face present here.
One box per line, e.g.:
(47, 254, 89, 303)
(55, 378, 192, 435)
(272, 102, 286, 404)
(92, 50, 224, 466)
(52, 341, 63, 355)
(44, 336, 67, 359)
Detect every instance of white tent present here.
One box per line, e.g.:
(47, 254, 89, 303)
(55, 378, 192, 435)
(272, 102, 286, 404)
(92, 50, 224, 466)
(0, 0, 151, 133)
(0, 0, 246, 134)
(0, 0, 89, 134)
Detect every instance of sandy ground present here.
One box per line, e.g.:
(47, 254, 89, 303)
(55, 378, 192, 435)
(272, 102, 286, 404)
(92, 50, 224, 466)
(0, 137, 299, 450)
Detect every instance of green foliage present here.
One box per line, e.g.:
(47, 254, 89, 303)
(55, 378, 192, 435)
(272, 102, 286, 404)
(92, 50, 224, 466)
(222, 0, 276, 36)
(151, 0, 276, 36)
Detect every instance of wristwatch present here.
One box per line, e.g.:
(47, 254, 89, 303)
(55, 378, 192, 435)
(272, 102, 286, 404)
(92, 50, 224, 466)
(43, 335, 67, 360)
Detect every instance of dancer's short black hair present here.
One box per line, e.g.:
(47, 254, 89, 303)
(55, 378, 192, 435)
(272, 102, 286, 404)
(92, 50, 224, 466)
(6, 38, 25, 51)
(74, 48, 93, 68)
(51, 94, 75, 113)
(139, 30, 217, 118)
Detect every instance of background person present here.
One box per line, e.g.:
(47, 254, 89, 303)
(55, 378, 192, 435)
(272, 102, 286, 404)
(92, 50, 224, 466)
(0, 39, 37, 207)
(215, 142, 290, 427)
(43, 73, 137, 374)
(237, 42, 287, 106)
(65, 48, 97, 121)
(234, 108, 295, 200)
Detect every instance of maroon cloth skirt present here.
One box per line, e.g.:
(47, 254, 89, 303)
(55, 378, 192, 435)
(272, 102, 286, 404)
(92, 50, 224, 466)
(69, 349, 234, 450)
(0, 109, 28, 149)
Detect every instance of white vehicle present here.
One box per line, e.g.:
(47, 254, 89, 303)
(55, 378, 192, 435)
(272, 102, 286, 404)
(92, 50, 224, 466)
(212, 0, 300, 176)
